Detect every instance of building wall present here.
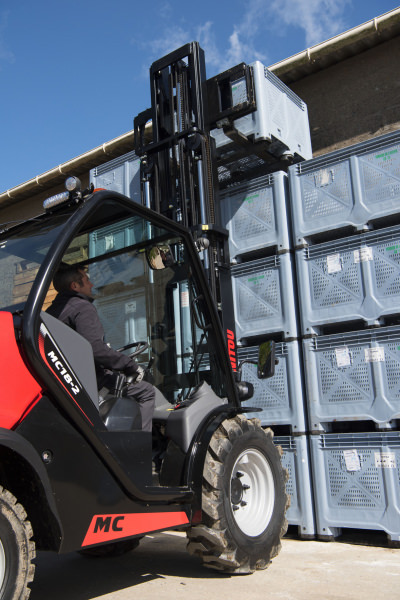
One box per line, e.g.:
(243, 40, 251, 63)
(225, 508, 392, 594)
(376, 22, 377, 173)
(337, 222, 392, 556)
(290, 37, 400, 156)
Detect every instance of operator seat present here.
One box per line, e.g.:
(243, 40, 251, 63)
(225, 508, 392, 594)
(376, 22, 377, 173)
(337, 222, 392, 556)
(40, 312, 141, 431)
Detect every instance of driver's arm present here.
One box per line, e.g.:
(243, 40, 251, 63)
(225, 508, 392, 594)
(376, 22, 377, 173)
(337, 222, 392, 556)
(73, 300, 139, 375)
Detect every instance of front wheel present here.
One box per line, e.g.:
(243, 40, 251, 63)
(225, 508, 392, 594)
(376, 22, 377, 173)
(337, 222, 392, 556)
(187, 415, 288, 574)
(0, 487, 36, 600)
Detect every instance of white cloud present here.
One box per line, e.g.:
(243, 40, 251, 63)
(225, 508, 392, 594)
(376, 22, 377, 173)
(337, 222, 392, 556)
(268, 0, 352, 47)
(134, 0, 351, 77)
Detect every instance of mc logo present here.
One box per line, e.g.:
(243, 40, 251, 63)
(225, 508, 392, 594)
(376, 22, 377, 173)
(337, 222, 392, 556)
(94, 515, 124, 533)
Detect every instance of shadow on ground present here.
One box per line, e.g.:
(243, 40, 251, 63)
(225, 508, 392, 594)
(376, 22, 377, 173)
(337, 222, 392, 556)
(30, 532, 227, 600)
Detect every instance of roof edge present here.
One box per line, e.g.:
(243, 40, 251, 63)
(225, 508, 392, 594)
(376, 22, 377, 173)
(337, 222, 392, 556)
(269, 7, 400, 80)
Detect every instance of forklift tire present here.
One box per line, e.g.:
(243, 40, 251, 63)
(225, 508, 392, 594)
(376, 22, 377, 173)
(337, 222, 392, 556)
(186, 415, 288, 574)
(0, 487, 36, 600)
(79, 538, 141, 558)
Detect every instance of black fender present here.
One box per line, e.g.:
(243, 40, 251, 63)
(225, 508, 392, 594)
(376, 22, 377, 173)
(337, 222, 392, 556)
(185, 405, 246, 511)
(0, 427, 63, 550)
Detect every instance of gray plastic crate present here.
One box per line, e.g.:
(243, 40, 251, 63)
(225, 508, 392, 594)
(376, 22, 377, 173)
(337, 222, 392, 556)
(289, 130, 400, 245)
(275, 435, 315, 538)
(90, 151, 141, 203)
(310, 432, 400, 541)
(239, 342, 306, 432)
(303, 327, 400, 431)
(219, 172, 290, 259)
(89, 217, 145, 257)
(296, 225, 400, 335)
(211, 62, 312, 162)
(231, 254, 298, 342)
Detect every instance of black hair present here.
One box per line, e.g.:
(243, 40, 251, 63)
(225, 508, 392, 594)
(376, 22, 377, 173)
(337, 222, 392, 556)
(53, 262, 85, 293)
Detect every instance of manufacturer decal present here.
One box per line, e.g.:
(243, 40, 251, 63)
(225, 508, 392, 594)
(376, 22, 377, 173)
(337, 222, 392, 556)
(227, 329, 237, 372)
(82, 511, 190, 547)
(38, 322, 93, 425)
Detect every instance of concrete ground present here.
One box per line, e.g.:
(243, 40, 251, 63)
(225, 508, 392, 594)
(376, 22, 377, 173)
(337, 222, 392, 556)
(30, 530, 400, 600)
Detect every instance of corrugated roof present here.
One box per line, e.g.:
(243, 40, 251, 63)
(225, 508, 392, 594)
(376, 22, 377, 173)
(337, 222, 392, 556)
(1, 7, 400, 207)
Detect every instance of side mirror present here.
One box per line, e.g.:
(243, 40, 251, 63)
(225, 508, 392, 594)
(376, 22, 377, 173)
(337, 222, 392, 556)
(258, 341, 276, 379)
(146, 244, 175, 270)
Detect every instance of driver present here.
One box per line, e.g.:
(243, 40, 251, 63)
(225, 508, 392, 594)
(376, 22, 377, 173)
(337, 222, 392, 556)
(46, 263, 155, 432)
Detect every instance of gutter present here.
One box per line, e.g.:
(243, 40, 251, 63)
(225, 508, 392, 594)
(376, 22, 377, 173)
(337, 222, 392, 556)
(0, 130, 135, 207)
(269, 7, 400, 82)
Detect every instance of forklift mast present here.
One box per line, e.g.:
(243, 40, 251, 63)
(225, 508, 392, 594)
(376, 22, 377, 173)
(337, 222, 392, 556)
(134, 42, 237, 368)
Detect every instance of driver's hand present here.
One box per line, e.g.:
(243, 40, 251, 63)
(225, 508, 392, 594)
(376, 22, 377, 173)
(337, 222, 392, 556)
(132, 365, 145, 383)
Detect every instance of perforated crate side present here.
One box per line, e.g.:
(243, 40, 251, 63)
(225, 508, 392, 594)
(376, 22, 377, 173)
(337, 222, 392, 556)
(90, 151, 141, 203)
(366, 225, 400, 317)
(295, 235, 376, 335)
(231, 254, 298, 341)
(289, 130, 400, 245)
(303, 327, 400, 430)
(309, 433, 400, 541)
(240, 342, 306, 432)
(219, 172, 290, 259)
(274, 435, 315, 537)
(289, 157, 358, 246)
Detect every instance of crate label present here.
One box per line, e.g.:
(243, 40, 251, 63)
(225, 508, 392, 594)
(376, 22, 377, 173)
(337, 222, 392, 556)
(375, 452, 396, 469)
(181, 291, 189, 307)
(343, 449, 361, 472)
(327, 253, 342, 274)
(125, 301, 136, 314)
(232, 77, 247, 106)
(375, 149, 398, 162)
(244, 193, 260, 204)
(105, 234, 115, 251)
(385, 243, 400, 255)
(364, 347, 385, 362)
(315, 169, 333, 187)
(354, 247, 373, 263)
(335, 346, 351, 367)
(248, 275, 264, 283)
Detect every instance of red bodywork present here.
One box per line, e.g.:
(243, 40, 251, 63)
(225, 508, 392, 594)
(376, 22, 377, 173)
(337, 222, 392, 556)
(0, 311, 42, 429)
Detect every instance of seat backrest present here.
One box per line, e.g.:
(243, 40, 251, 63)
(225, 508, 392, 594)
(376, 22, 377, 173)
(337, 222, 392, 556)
(40, 311, 99, 409)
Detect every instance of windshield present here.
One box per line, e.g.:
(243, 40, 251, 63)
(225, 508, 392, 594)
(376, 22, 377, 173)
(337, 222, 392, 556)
(47, 203, 228, 403)
(0, 214, 72, 312)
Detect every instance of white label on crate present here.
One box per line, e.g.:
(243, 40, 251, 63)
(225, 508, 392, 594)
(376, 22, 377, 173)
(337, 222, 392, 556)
(105, 234, 114, 251)
(343, 449, 361, 472)
(354, 246, 373, 263)
(364, 347, 385, 363)
(181, 291, 189, 308)
(375, 452, 396, 469)
(335, 346, 351, 367)
(315, 169, 333, 187)
(327, 253, 342, 274)
(125, 301, 136, 314)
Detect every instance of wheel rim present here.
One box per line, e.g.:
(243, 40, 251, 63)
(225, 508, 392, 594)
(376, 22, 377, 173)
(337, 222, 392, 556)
(0, 539, 6, 591)
(230, 448, 275, 537)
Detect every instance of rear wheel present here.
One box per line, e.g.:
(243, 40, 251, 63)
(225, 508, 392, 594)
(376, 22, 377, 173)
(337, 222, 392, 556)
(0, 487, 36, 600)
(187, 415, 288, 574)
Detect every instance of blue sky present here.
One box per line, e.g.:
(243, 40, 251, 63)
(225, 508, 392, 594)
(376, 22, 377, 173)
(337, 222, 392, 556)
(0, 0, 398, 192)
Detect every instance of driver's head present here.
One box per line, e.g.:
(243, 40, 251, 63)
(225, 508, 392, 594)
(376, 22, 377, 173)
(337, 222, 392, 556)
(53, 263, 94, 298)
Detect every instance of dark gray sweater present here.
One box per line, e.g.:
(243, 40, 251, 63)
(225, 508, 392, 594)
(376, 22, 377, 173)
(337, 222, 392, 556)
(46, 291, 138, 377)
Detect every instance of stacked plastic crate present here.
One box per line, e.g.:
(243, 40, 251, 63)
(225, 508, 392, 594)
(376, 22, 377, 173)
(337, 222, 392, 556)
(219, 171, 315, 538)
(289, 130, 400, 542)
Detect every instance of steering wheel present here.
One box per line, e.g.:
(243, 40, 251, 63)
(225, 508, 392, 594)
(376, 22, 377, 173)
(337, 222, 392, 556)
(117, 341, 149, 359)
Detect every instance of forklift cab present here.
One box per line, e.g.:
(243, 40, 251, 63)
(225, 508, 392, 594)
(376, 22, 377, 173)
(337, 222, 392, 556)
(0, 186, 240, 497)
